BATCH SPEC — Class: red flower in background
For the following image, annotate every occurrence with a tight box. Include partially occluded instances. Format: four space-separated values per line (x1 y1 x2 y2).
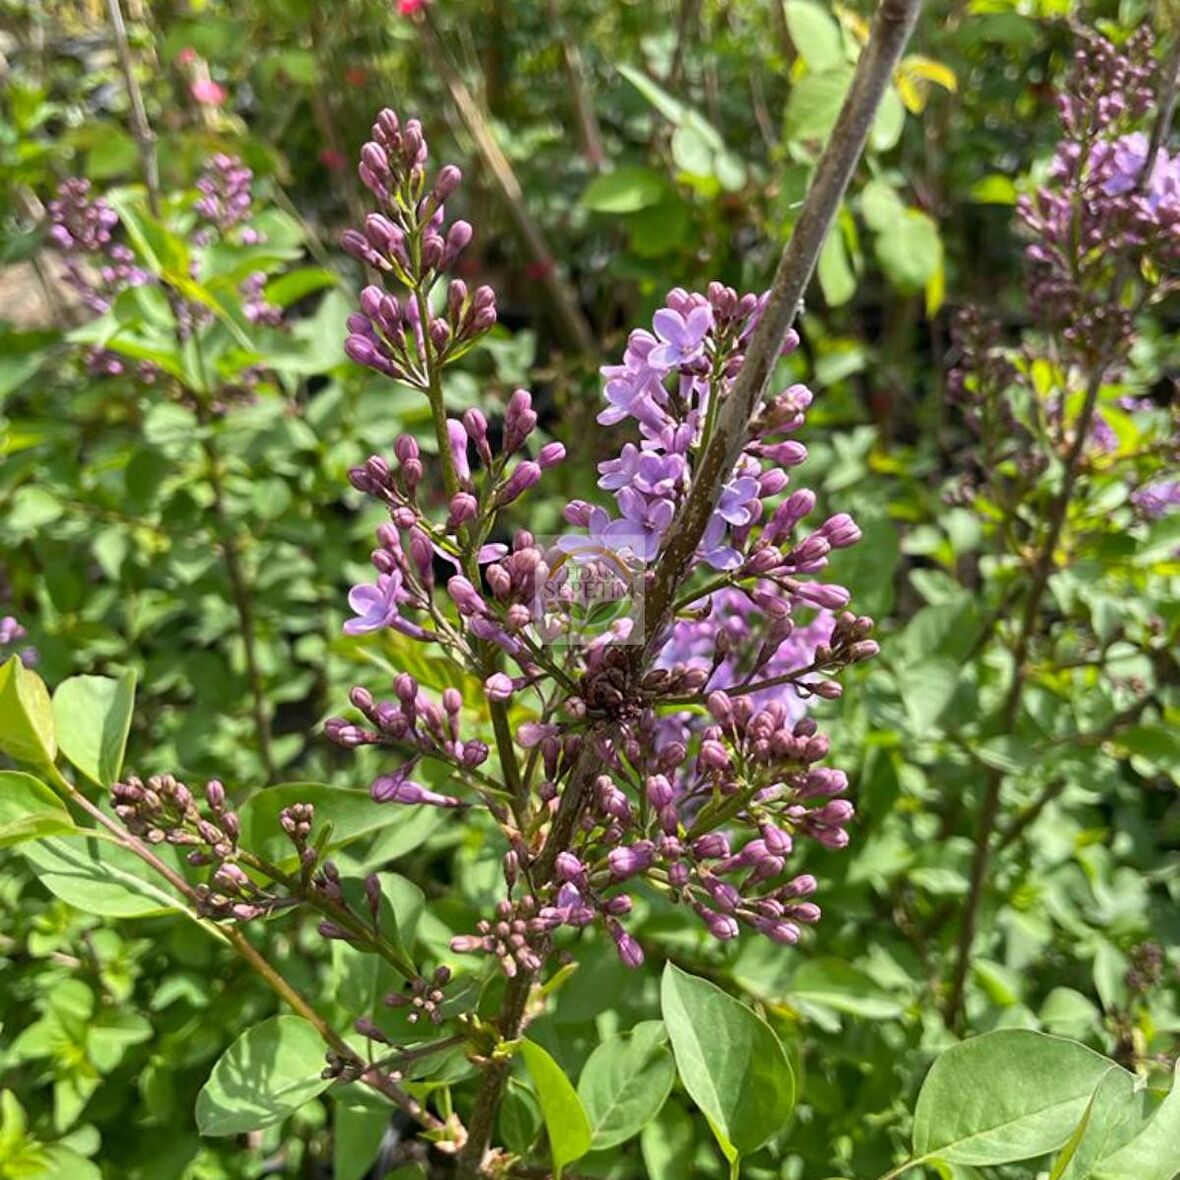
320 148 348 172
397 0 426 14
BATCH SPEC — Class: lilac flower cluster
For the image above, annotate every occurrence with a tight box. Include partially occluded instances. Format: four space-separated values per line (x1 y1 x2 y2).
1132 480 1180 519
48 178 151 315
341 110 496 385
193 154 261 240
48 156 282 377
331 109 877 977
1018 29 1179 359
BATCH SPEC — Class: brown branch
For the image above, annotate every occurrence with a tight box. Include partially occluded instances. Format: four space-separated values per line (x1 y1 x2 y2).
104 0 161 215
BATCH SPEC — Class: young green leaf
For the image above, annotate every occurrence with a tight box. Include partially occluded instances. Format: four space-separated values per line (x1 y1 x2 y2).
0 657 56 766
519 1039 592 1179
0 771 74 847
912 1030 1125 1166
1050 1067 1145 1180
577 1020 676 1149
196 1015 332 1136
23 834 187 919
660 963 796 1163
1093 1062 1180 1180
52 671 136 787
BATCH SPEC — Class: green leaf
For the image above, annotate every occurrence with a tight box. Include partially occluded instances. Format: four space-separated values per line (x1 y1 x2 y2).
817 223 856 306
660 963 795 1162
581 167 667 214
333 1097 391 1180
788 958 904 1021
519 1039 592 1179
23 834 187 918
784 0 845 70
785 67 853 143
499 1080 542 1156
641 1101 696 1180
1050 1067 1145 1180
196 1016 332 1136
861 179 906 232
875 209 943 293
0 657 57 766
52 671 136 787
0 770 74 846
577 1021 676 1149
1093 1062 1180 1180
912 1030 1126 1166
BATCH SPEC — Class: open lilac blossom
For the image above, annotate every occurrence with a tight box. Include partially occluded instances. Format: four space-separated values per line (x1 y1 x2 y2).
344 572 408 634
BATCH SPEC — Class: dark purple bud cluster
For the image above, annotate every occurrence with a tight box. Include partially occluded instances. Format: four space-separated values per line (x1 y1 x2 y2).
383 965 453 1025
111 775 321 920
326 677 489 805
342 110 495 383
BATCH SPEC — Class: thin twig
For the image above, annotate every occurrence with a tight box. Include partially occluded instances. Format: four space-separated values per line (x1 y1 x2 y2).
105 0 161 214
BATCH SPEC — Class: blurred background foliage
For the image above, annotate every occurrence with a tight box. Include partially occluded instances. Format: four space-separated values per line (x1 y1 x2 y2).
0 0 1177 1177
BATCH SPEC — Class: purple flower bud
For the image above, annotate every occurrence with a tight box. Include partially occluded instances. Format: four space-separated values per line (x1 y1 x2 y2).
447 576 486 616
608 841 654 879
448 492 479 528
697 905 740 940
537 442 566 469
484 672 514 702
555 852 584 882
498 461 542 505
504 389 536 452
692 833 730 860
609 923 645 968
433 164 462 201
645 774 675 809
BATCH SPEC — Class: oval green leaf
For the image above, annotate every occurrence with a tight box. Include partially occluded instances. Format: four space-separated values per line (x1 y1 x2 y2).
23 833 187 918
577 1020 675 1150
660 963 796 1160
0 657 56 766
196 1015 332 1136
0 770 74 847
912 1030 1127 1166
1093 1061 1180 1180
519 1039 592 1179
53 671 136 787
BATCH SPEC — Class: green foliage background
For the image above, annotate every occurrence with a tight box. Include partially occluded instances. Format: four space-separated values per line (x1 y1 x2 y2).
0 0 1176 1178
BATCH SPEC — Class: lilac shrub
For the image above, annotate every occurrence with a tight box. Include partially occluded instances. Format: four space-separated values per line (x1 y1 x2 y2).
329 109 878 978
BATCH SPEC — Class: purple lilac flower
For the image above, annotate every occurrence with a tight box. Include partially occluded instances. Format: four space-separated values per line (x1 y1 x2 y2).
344 572 409 634
1018 30 1178 362
1131 480 1180 519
